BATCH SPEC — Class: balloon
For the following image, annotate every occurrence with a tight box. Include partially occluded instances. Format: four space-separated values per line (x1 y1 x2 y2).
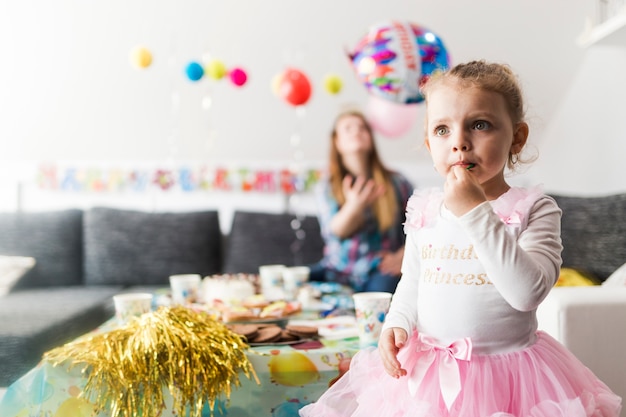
130 46 152 69
185 61 204 82
229 67 248 86
278 68 312 106
271 72 284 96
206 59 227 80
348 20 451 104
268 351 320 386
323 73 343 95
366 94 418 138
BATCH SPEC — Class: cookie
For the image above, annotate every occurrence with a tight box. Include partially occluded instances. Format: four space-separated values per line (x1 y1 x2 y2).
285 324 319 339
249 325 282 344
279 329 301 342
227 324 259 341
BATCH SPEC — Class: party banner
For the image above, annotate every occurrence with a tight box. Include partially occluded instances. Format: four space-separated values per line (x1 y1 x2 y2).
36 163 323 195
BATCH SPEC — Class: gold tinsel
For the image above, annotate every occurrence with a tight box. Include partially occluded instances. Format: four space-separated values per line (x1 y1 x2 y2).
44 305 258 417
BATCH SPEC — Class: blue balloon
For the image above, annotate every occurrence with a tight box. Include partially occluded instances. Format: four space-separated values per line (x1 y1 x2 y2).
185 61 204 82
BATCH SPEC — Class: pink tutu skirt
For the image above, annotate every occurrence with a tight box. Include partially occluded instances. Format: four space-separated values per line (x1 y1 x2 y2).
299 331 621 417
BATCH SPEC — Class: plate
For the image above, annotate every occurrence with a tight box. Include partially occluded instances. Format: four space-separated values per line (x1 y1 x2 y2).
248 338 316 347
225 316 289 328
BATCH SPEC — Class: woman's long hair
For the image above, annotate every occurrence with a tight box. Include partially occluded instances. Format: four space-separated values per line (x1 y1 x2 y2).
328 110 397 232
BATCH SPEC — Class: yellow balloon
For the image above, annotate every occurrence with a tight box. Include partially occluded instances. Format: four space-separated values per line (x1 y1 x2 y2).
130 46 152 69
324 74 343 95
53 397 95 417
206 59 227 80
269 351 320 386
271 72 284 97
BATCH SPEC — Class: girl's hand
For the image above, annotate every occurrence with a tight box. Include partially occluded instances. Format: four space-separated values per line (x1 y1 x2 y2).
444 165 486 217
342 175 385 211
379 327 408 378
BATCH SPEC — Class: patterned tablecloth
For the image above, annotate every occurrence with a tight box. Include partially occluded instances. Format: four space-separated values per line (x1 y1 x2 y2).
0 316 361 417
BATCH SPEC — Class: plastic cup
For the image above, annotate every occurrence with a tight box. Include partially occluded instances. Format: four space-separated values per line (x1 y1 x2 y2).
169 274 202 305
282 266 310 300
113 293 153 325
258 264 286 300
352 291 392 348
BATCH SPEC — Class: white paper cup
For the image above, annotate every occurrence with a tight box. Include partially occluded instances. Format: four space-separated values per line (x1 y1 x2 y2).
113 293 153 325
282 266 310 300
258 264 286 300
352 291 392 348
169 274 202 305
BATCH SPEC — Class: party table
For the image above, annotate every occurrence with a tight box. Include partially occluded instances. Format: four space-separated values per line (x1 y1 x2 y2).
0 315 361 417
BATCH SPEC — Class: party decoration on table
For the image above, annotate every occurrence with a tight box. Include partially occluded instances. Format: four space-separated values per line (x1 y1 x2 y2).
366 94 419 138
348 20 450 104
44 306 258 417
229 67 248 87
275 67 312 106
206 58 228 80
323 73 343 95
268 350 320 386
129 45 153 69
185 61 205 82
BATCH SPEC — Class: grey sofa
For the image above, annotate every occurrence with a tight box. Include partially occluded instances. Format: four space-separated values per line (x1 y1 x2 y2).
0 207 324 386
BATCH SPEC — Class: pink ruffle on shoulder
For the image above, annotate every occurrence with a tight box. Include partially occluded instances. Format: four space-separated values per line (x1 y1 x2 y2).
404 186 545 233
404 188 444 233
490 185 545 229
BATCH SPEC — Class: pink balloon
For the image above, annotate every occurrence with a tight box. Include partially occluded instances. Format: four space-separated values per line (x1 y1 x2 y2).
366 94 418 138
229 67 248 87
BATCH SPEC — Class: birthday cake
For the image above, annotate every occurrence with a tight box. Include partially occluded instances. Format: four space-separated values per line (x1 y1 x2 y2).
202 274 301 322
202 274 257 303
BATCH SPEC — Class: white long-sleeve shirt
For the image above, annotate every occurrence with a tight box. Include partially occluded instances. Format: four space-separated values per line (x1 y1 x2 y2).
383 187 563 355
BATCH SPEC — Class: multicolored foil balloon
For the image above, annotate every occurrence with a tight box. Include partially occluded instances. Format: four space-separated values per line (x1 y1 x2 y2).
348 20 450 104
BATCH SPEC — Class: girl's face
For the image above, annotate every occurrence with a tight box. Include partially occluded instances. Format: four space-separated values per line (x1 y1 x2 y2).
334 115 373 156
425 80 527 196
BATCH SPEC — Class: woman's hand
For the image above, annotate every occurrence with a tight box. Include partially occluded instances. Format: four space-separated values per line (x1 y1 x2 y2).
379 327 408 378
342 175 385 210
444 166 486 217
330 175 385 238
378 247 404 276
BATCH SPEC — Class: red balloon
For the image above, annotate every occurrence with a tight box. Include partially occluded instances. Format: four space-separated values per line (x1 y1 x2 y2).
279 68 312 106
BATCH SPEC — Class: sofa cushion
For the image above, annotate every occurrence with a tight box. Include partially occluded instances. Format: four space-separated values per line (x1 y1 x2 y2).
602 262 626 287
0 286 122 386
0 210 84 288
551 193 626 282
0 255 36 295
222 211 324 274
83 207 222 286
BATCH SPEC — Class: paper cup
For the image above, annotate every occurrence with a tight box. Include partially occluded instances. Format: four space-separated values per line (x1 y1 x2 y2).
282 266 310 300
352 291 392 348
170 274 202 305
113 293 153 325
258 264 285 300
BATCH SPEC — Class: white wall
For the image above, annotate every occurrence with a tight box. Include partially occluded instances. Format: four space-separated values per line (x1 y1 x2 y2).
2 0 622 218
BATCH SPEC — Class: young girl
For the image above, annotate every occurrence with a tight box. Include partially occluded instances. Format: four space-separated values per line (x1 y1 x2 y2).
299 61 622 416
308 110 413 293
